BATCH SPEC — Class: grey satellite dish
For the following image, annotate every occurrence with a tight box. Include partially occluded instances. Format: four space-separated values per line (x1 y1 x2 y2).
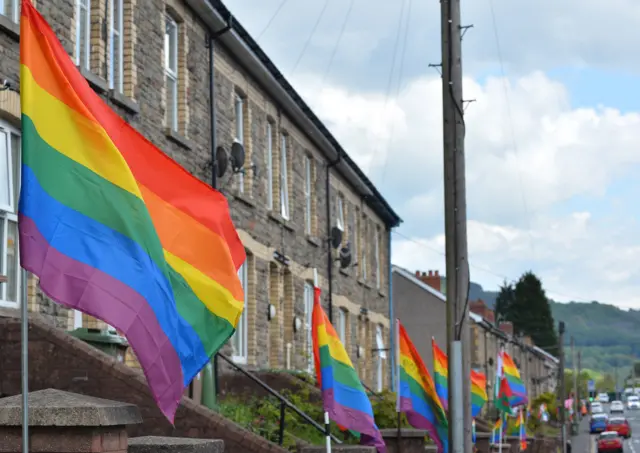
216 146 228 178
339 246 352 269
330 227 343 249
230 141 245 172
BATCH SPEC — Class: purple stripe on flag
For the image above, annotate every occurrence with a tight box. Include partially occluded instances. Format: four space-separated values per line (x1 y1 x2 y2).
19 214 184 420
399 396 444 453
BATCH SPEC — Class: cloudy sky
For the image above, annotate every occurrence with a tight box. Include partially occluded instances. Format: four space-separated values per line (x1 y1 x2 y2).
224 0 640 308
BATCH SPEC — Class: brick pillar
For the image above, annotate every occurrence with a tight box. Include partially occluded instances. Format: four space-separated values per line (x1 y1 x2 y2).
0 388 142 453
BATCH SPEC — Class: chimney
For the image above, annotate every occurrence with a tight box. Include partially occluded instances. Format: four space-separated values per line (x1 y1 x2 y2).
416 270 442 292
499 322 514 336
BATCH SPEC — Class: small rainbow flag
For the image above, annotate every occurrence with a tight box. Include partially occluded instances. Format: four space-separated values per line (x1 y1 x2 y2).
432 338 449 411
501 351 528 407
397 321 448 453
471 370 488 418
312 287 385 453
19 0 245 422
490 417 504 444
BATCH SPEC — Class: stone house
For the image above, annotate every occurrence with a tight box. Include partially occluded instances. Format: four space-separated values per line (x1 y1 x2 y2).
0 0 401 392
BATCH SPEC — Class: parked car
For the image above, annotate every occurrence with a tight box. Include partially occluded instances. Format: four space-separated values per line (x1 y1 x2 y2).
600 393 611 403
611 401 625 413
597 431 623 453
607 417 631 439
591 413 610 434
627 396 640 410
593 405 605 415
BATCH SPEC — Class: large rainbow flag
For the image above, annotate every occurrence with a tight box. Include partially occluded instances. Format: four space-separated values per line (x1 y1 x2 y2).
432 338 448 411
501 351 528 407
19 0 245 422
397 321 448 453
471 369 488 418
312 288 385 453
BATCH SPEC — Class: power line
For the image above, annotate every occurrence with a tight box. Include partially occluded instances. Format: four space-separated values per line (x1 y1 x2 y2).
255 0 290 41
320 0 354 85
289 1 330 77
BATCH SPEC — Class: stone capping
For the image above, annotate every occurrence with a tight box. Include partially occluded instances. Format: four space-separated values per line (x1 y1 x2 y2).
0 389 142 426
380 428 427 438
128 436 224 453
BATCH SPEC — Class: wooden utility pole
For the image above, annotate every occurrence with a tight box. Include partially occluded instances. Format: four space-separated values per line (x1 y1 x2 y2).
571 337 577 417
440 0 471 452
577 350 582 419
558 322 566 453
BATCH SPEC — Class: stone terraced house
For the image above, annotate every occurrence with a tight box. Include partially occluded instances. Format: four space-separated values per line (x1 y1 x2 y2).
0 0 401 393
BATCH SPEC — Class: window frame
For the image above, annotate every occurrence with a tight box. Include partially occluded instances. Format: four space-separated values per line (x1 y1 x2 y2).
164 15 179 132
303 282 314 372
266 121 274 210
75 0 91 70
231 260 248 364
361 218 368 281
303 154 312 235
108 0 124 93
336 195 344 231
375 324 386 392
337 309 346 344
280 132 290 220
375 226 381 289
0 0 19 23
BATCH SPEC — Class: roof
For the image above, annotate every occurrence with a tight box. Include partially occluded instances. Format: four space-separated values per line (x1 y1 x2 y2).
186 0 402 228
393 265 446 302
532 346 560 364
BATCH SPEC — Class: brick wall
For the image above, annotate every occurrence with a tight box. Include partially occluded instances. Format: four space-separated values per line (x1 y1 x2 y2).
0 309 288 453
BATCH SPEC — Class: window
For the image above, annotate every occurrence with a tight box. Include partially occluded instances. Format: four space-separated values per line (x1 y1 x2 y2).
280 133 290 219
0 0 18 23
361 219 368 281
303 282 314 372
353 208 359 263
0 121 20 308
375 226 381 289
164 16 178 131
76 0 91 70
234 94 245 193
336 195 344 231
375 324 387 392
108 0 124 92
231 261 248 363
266 122 274 210
304 155 312 235
337 309 346 344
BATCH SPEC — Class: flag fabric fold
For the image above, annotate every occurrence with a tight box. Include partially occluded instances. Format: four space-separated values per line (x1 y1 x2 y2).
18 0 246 423
471 370 488 418
397 320 448 453
501 351 528 407
312 287 386 453
432 338 448 411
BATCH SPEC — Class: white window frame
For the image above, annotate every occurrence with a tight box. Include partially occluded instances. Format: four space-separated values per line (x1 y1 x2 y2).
231 261 248 364
234 94 245 193
266 122 273 210
75 0 91 70
375 324 386 392
73 310 83 329
336 195 344 231
303 282 314 373
108 0 124 93
304 155 312 235
352 209 359 262
0 121 21 309
0 0 19 23
164 15 179 132
375 227 381 289
337 309 346 344
280 133 290 220
361 219 368 281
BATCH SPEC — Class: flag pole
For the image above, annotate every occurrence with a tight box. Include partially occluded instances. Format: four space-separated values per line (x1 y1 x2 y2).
395 320 402 453
21 269 29 453
498 413 503 453
314 268 331 453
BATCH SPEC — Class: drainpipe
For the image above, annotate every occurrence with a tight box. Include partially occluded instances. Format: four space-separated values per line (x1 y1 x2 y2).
325 152 341 323
388 228 395 392
208 17 232 403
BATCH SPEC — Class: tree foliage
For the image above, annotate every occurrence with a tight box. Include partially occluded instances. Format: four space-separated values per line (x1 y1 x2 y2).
494 280 514 326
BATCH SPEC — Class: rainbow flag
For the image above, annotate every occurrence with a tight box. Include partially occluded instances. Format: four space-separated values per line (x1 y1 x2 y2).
490 417 504 444
397 321 448 453
432 338 448 411
471 370 488 418
312 288 385 453
19 0 245 422
472 418 476 444
501 352 528 407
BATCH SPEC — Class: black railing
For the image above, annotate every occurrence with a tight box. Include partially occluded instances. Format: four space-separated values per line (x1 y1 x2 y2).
216 353 343 446
362 382 385 402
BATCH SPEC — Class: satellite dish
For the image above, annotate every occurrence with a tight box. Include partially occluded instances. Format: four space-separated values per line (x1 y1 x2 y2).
215 146 228 178
330 227 343 249
339 246 352 269
230 141 245 172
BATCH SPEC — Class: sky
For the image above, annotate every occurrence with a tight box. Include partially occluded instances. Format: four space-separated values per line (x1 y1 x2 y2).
223 0 640 308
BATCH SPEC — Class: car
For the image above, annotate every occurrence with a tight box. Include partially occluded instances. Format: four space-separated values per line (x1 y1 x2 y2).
600 393 611 403
597 431 624 453
591 413 610 433
627 395 640 410
607 417 631 439
611 401 625 413
593 401 604 411
593 405 605 415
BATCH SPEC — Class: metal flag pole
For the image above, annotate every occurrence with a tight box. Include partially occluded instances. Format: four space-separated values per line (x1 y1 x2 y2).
21 269 29 452
313 268 331 453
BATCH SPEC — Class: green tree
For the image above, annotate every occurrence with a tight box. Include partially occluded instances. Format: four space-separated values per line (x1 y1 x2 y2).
597 374 616 392
633 362 640 377
494 280 515 325
507 271 558 355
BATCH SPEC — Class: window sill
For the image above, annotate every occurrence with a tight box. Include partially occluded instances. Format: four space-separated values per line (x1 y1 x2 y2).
339 268 351 277
306 236 321 247
377 289 386 297
234 192 256 208
110 90 140 115
0 15 18 40
268 211 294 232
79 67 108 94
165 128 194 150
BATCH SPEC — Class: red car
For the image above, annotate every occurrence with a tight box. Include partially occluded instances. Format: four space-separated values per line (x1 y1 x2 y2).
607 417 631 439
597 431 624 453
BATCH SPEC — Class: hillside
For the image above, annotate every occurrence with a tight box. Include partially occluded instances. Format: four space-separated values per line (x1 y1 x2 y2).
469 282 639 375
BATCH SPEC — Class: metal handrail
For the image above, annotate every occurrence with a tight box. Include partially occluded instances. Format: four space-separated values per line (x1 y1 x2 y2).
216 353 343 446
361 382 385 402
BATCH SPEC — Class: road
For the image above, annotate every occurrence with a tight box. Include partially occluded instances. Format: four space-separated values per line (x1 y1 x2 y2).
575 403 640 453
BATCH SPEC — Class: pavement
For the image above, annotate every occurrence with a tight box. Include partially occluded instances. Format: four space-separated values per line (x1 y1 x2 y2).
573 403 640 453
